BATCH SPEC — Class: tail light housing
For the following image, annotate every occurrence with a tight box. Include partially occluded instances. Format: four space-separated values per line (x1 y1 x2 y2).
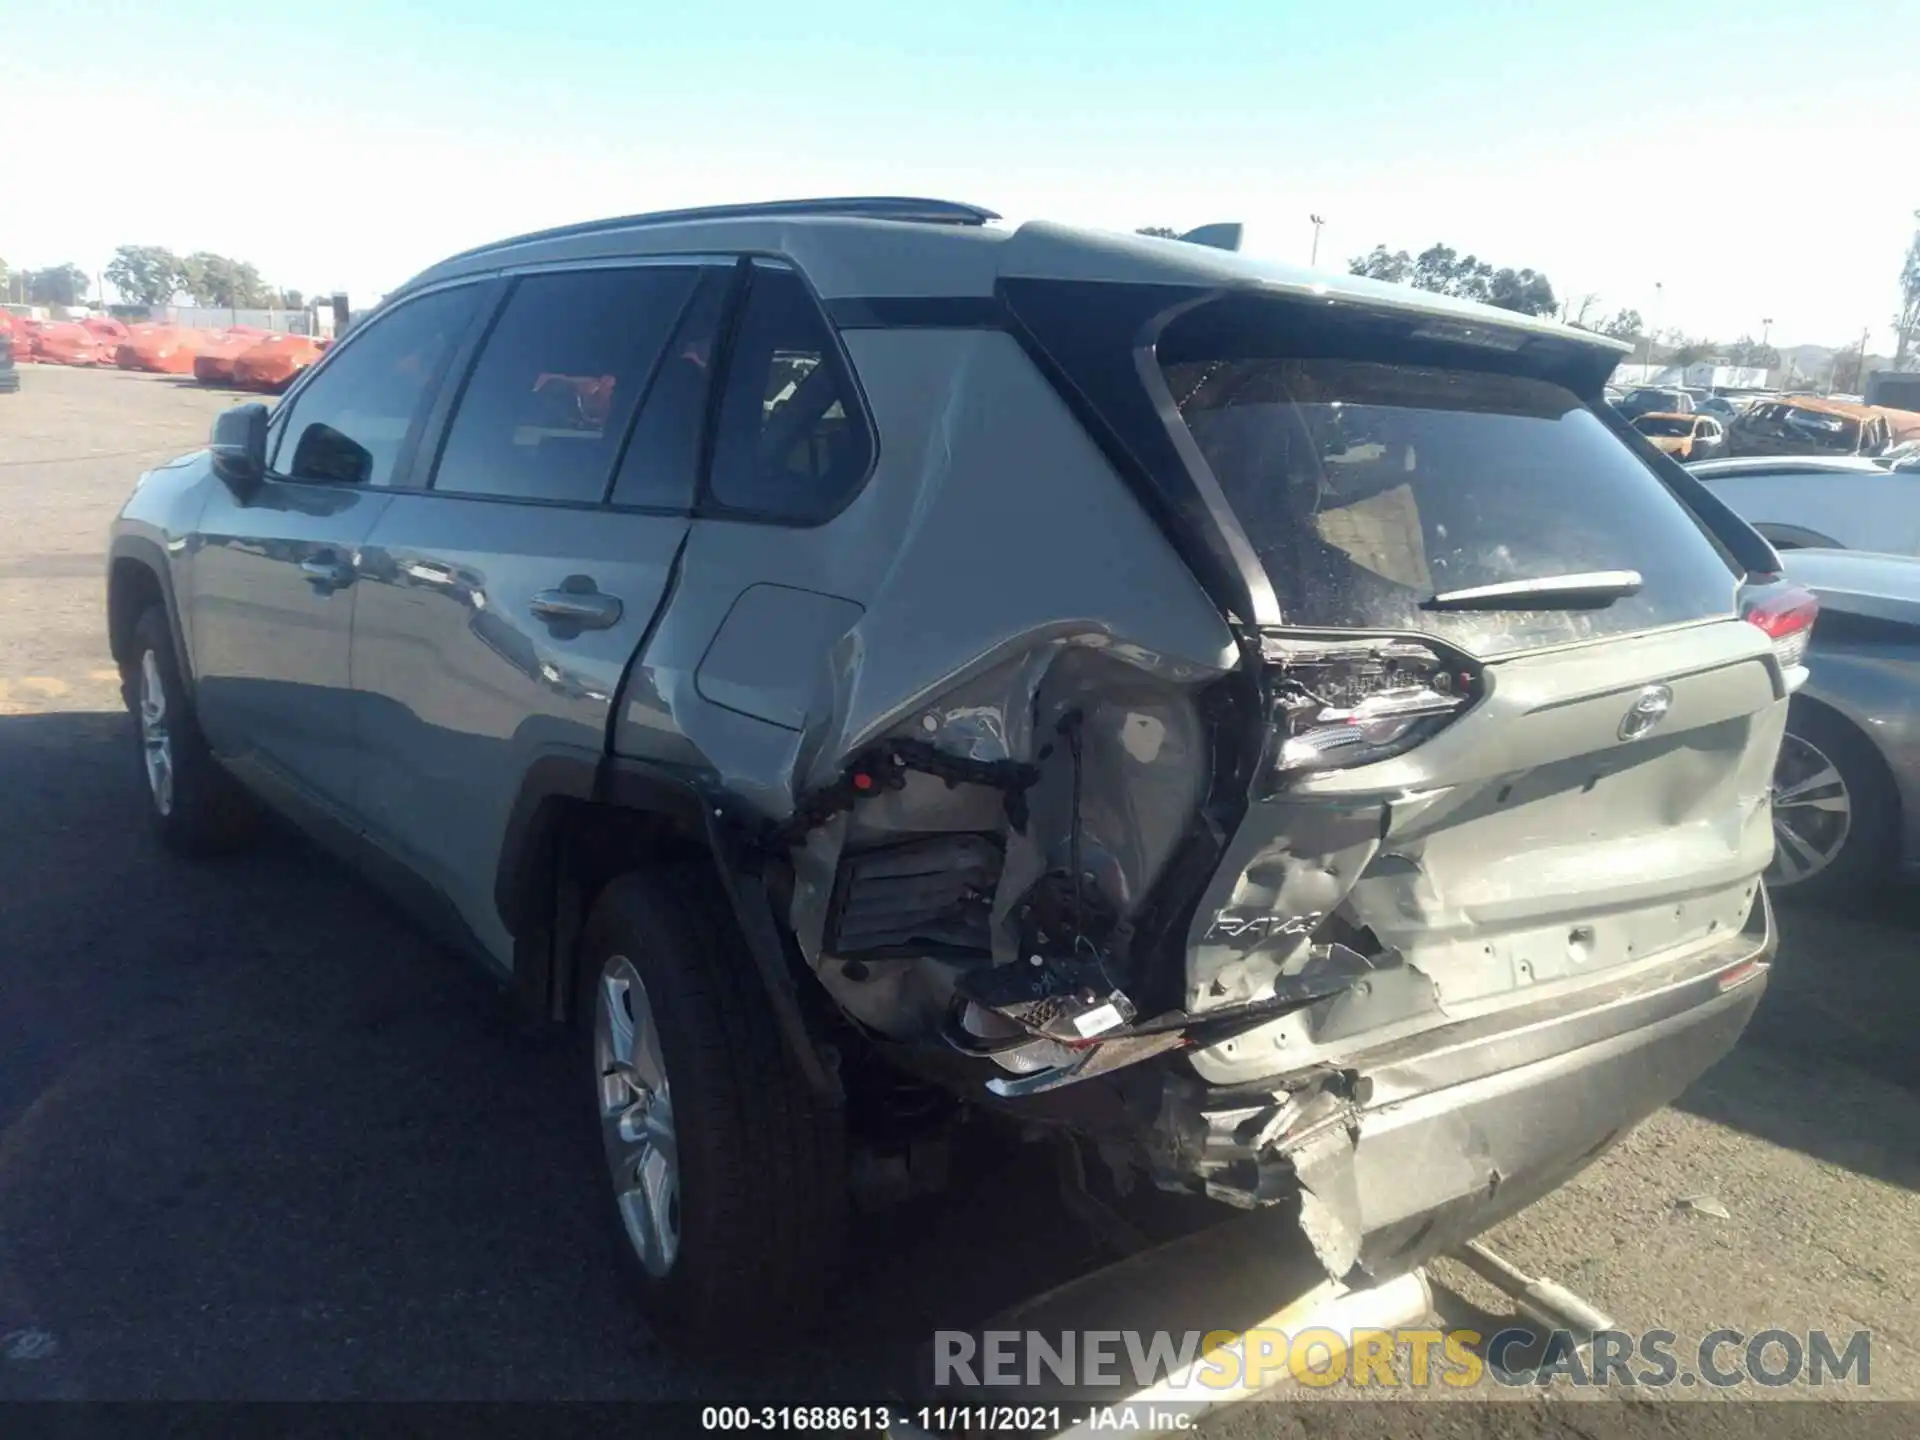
1261 634 1480 780
1743 582 1818 670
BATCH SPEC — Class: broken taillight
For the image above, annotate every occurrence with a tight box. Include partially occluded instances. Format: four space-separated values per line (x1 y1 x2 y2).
1262 635 1479 779
1742 583 1819 670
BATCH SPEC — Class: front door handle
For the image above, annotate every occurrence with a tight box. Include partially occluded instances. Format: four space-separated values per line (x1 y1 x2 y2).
301 557 355 588
530 587 623 630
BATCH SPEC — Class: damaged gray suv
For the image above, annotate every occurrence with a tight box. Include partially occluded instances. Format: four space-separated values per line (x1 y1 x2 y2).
107 197 1808 1342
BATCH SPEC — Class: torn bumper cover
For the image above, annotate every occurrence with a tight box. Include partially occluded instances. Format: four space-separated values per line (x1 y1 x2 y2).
1152 888 1776 1283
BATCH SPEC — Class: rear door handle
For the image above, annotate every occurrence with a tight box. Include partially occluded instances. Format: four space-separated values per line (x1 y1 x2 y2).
530 588 623 630
301 557 355 588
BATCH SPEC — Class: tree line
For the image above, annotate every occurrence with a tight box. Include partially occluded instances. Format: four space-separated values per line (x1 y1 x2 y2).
0 246 309 310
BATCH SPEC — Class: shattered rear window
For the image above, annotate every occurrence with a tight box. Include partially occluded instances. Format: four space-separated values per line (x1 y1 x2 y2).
1159 356 1740 655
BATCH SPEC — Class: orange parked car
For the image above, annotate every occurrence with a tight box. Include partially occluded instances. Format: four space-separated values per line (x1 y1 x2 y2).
81 317 129 355
191 330 265 385
122 325 213 374
30 322 104 366
232 333 324 392
116 321 170 369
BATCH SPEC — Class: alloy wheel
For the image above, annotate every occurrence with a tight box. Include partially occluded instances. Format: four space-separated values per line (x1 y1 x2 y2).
1767 732 1852 887
138 650 174 817
593 955 679 1276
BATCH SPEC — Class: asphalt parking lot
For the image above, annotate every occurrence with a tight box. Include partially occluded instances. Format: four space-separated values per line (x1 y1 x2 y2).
1 366 1917 1415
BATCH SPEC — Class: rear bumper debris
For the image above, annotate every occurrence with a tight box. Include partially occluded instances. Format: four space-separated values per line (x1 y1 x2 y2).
1154 886 1776 1282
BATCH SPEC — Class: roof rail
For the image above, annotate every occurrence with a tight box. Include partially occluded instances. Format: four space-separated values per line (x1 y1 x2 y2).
443 196 1001 265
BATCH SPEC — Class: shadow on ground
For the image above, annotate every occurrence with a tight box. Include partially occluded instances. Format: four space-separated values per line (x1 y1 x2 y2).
0 710 1100 1399
2 708 1914 1402
1671 888 1920 1192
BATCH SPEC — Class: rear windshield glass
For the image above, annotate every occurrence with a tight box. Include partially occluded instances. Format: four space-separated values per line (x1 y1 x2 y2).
1158 355 1739 655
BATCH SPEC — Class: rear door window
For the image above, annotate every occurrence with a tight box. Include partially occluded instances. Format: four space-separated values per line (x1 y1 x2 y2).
432 266 698 505
1159 354 1740 655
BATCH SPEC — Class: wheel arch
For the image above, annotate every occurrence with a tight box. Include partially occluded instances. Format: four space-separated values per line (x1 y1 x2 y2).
1781 688 1907 885
107 536 193 697
1788 690 1902 814
496 754 842 1099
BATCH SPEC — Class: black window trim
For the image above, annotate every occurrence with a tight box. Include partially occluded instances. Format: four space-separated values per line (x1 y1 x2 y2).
411 257 725 515
690 255 883 530
263 276 499 492
273 250 881 526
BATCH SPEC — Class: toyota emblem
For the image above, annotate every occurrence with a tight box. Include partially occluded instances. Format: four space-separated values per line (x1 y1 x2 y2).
1618 684 1674 741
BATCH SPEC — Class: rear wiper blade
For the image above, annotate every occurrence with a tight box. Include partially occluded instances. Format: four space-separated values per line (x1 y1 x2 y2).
1423 570 1644 612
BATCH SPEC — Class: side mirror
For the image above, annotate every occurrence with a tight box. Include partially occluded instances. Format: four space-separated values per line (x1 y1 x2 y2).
210 403 270 497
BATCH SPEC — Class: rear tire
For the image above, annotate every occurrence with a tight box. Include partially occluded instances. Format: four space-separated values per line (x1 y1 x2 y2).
1767 701 1896 905
123 605 258 855
574 867 847 1346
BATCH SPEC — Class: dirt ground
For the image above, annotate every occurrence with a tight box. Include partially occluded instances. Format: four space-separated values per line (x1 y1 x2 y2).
0 365 1915 1419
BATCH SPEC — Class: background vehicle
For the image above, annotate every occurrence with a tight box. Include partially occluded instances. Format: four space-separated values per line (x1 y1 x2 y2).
1632 410 1726 460
232 333 325 392
1689 455 1920 554
108 199 1789 1347
1880 439 1920 471
1728 396 1896 458
1695 395 1743 424
1866 371 1920 413
29 321 104 366
191 329 265 385
1770 548 1920 901
82 315 129 351
120 323 209 374
0 311 17 394
1618 385 1695 418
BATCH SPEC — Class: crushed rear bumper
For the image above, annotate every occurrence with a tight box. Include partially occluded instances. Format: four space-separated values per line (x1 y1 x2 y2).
1155 886 1775 1281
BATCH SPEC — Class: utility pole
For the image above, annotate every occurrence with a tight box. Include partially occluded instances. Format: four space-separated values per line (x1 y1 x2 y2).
1642 281 1663 371
1309 214 1325 267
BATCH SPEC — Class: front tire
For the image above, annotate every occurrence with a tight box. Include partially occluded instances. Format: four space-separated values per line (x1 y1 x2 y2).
1767 701 1896 904
123 605 257 855
574 868 847 1345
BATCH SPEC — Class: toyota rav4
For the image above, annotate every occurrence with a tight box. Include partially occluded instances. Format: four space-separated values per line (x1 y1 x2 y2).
107 197 1805 1344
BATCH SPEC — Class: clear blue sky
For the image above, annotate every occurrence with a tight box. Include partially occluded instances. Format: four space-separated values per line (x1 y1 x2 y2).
4 0 1913 349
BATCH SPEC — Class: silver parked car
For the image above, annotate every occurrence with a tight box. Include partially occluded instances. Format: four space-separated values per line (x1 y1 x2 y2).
1769 548 1920 898
1690 454 1920 555
107 197 1796 1346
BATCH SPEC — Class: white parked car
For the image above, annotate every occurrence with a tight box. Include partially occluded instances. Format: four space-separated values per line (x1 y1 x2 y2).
1688 455 1920 556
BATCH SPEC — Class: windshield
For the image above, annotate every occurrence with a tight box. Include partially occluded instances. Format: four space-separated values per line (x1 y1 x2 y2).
1634 417 1695 437
1159 354 1739 656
